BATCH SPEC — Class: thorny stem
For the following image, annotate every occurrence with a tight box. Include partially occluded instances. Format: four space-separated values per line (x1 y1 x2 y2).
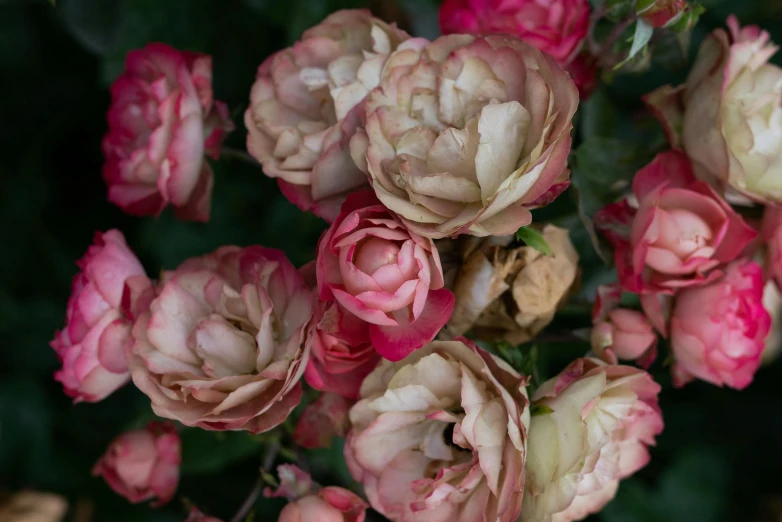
229 441 281 522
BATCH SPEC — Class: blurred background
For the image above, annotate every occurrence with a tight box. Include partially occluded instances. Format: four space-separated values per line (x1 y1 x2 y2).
1 0 782 521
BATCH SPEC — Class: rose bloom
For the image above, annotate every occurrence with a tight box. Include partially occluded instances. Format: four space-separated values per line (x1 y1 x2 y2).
245 10 411 222
596 151 756 294
305 302 380 399
351 34 578 238
51 230 153 403
522 358 663 522
645 16 782 203
103 43 234 222
316 191 455 361
591 309 657 365
185 509 223 522
444 224 579 344
438 0 590 64
278 488 368 522
345 339 530 522
670 260 770 389
93 422 181 506
129 246 314 433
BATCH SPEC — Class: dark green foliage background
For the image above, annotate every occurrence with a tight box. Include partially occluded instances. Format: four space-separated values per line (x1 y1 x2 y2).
1 0 781 521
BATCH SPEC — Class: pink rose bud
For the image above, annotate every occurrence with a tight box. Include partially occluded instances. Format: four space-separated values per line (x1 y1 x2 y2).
438 0 590 64
103 43 234 222
316 191 455 361
637 0 688 28
278 488 368 522
185 509 223 522
596 151 756 294
93 422 181 506
304 302 380 399
670 260 771 389
591 309 657 364
128 246 315 433
51 230 153 402
293 392 352 449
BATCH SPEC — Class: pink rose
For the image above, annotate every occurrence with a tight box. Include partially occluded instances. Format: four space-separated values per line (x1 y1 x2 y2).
278 487 368 522
293 392 352 449
345 338 530 522
304 302 380 399
670 260 770 389
438 0 590 64
93 422 181 506
245 10 410 222
596 151 756 294
316 191 455 361
592 309 657 365
103 43 234 222
185 509 223 522
762 206 782 291
522 358 663 522
637 0 689 28
129 246 314 433
51 230 153 403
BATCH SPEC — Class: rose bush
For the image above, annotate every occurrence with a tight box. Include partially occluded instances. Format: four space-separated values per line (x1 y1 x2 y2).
350 33 579 238
129 246 314 433
670 260 770 389
245 10 411 221
51 230 153 403
645 16 782 203
345 338 530 522
92 422 181 506
522 358 663 522
596 151 756 294
102 43 233 222
438 0 590 64
316 191 454 360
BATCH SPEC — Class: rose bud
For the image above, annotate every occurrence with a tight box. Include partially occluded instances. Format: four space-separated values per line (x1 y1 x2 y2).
591 309 657 365
636 0 688 29
522 358 663 522
345 338 530 522
316 191 455 361
0 491 67 522
438 0 590 65
293 392 352 449
596 151 756 294
245 10 411 222
185 509 223 522
304 302 380 399
444 224 579 344
103 43 234 222
670 260 770 389
51 230 153 403
645 16 782 204
128 246 314 433
350 34 578 239
92 422 181 506
278 488 368 522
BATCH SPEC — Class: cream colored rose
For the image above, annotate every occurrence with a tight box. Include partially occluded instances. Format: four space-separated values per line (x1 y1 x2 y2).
440 224 579 344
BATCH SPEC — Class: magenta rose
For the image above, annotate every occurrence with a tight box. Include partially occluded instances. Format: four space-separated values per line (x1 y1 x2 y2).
51 230 152 403
596 151 756 294
439 0 590 64
129 246 314 433
316 191 455 361
670 260 770 389
305 302 380 399
103 43 234 222
93 422 180 506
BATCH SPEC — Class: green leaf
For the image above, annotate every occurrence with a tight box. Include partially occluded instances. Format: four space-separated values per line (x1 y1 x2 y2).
615 19 654 70
515 227 553 256
180 429 265 475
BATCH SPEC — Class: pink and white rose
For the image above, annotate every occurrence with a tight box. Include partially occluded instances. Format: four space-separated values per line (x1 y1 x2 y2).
591 309 657 365
438 0 590 64
129 246 314 433
92 422 181 506
316 191 455 361
103 43 234 222
351 34 579 238
645 17 782 203
345 338 530 522
670 260 770 389
51 230 152 403
245 10 410 222
522 358 663 522
596 151 756 294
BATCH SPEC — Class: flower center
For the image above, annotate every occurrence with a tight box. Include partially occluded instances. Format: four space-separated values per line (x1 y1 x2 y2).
354 237 400 275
